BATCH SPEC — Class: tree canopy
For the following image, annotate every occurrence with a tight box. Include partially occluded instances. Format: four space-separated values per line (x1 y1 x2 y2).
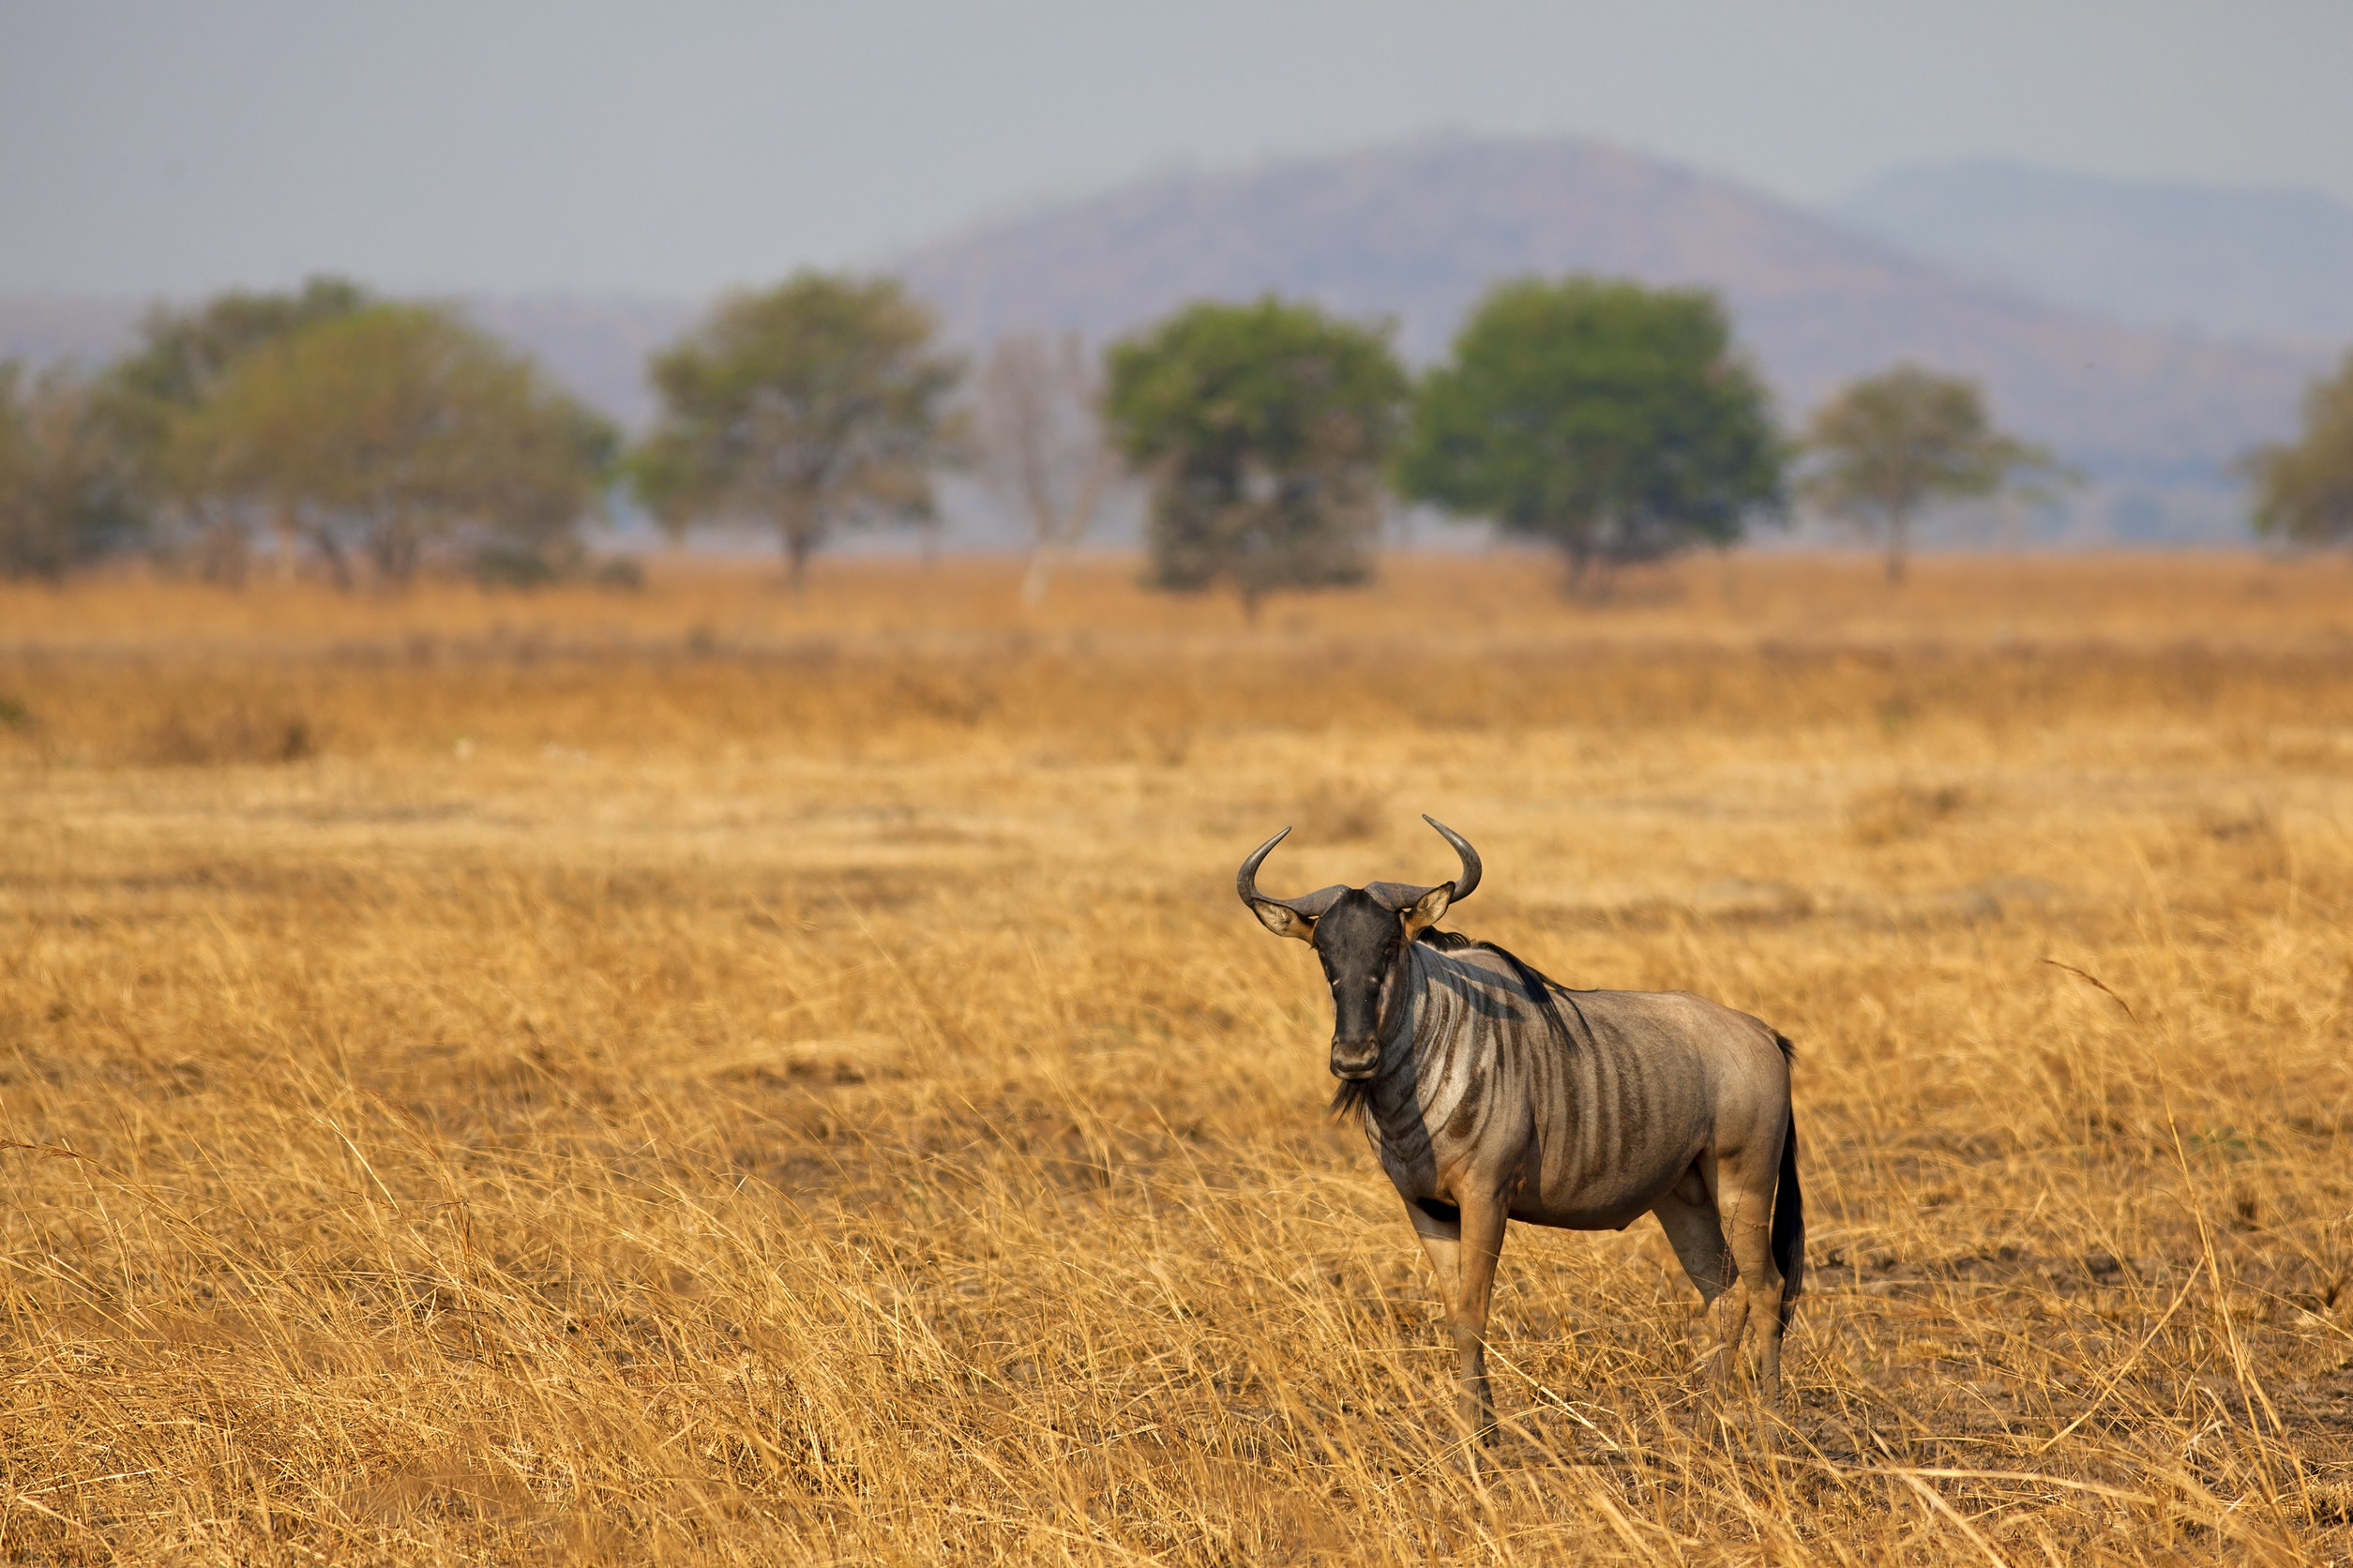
162 304 616 586
105 278 371 435
1104 296 1407 615
630 274 963 588
1799 364 2057 582
2241 350 2353 549
1395 277 1782 585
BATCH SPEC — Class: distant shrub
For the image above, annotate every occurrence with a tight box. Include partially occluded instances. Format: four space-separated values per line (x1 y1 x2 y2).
136 706 317 766
1299 781 1384 843
592 556 646 591
471 535 582 589
1848 780 1974 844
0 362 140 580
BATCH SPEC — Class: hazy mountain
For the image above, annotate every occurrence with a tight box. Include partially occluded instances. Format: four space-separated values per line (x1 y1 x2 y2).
896 135 2326 499
1834 159 2353 347
6 135 2340 545
459 295 696 430
0 294 146 372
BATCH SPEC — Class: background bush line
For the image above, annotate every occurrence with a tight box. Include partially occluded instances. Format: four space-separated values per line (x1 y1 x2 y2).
19 271 2341 603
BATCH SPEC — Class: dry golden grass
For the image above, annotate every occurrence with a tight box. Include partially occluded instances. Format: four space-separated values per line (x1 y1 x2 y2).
3 552 2351 1564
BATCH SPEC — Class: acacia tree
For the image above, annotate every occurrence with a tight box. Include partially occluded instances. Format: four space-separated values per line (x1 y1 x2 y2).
1800 364 2058 583
1395 277 1782 592
630 274 963 590
0 362 138 580
98 277 370 579
1105 297 1407 619
162 304 615 587
2240 350 2353 549
974 330 1116 607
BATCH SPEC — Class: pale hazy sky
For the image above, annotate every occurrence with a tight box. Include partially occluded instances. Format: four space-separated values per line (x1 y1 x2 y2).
5 1 2350 296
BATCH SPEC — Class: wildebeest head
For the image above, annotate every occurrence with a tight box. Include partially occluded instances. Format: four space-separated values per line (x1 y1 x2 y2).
1237 816 1483 1080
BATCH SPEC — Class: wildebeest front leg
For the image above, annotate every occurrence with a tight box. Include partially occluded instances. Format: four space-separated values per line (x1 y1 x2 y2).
1404 1197 1463 1299
1444 1191 1510 1445
1405 1197 1477 1439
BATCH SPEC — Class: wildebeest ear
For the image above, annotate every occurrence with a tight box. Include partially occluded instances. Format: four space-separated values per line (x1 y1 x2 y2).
1251 901 1317 942
1400 883 1452 937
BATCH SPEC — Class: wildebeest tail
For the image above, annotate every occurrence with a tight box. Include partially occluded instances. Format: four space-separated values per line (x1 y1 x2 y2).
1771 1090 1804 1333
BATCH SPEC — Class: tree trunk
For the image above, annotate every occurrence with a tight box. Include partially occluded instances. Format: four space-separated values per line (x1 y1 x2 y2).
272 504 301 581
1562 543 1591 597
1019 543 1056 608
369 511 421 587
1885 512 1909 585
314 528 354 592
777 499 822 594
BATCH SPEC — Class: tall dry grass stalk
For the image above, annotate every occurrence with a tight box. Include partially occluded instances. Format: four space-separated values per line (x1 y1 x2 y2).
2 553 2350 1563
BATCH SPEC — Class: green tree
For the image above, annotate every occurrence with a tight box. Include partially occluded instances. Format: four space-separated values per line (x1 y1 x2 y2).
1799 364 2059 583
0 362 138 580
1105 296 1407 617
630 274 963 589
162 304 615 587
2240 349 2353 549
98 277 370 577
106 277 370 434
1395 277 1782 590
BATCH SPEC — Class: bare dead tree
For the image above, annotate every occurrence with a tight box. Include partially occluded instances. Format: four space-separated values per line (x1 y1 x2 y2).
975 331 1116 607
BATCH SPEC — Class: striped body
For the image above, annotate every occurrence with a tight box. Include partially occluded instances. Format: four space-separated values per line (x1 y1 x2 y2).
1360 936 1787 1235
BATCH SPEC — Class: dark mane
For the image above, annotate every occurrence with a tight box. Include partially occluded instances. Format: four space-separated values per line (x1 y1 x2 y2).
1463 935 1588 1062
1332 928 1585 1124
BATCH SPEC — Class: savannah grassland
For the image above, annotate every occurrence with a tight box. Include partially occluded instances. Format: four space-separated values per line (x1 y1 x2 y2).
3 552 2352 1566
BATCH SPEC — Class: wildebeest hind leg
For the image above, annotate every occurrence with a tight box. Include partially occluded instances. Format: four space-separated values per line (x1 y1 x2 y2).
1651 1177 1733 1425
1718 1159 1786 1413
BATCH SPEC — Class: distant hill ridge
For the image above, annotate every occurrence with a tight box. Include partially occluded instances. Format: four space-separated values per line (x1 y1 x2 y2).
1835 158 2353 347
3 136 2338 541
894 134 2327 491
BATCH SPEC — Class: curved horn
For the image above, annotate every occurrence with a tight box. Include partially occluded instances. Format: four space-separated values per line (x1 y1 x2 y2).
1237 828 1349 921
1236 827 1292 910
1423 815 1482 904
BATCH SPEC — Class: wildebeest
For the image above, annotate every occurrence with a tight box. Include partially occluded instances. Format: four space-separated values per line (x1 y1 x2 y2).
1238 817 1802 1443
